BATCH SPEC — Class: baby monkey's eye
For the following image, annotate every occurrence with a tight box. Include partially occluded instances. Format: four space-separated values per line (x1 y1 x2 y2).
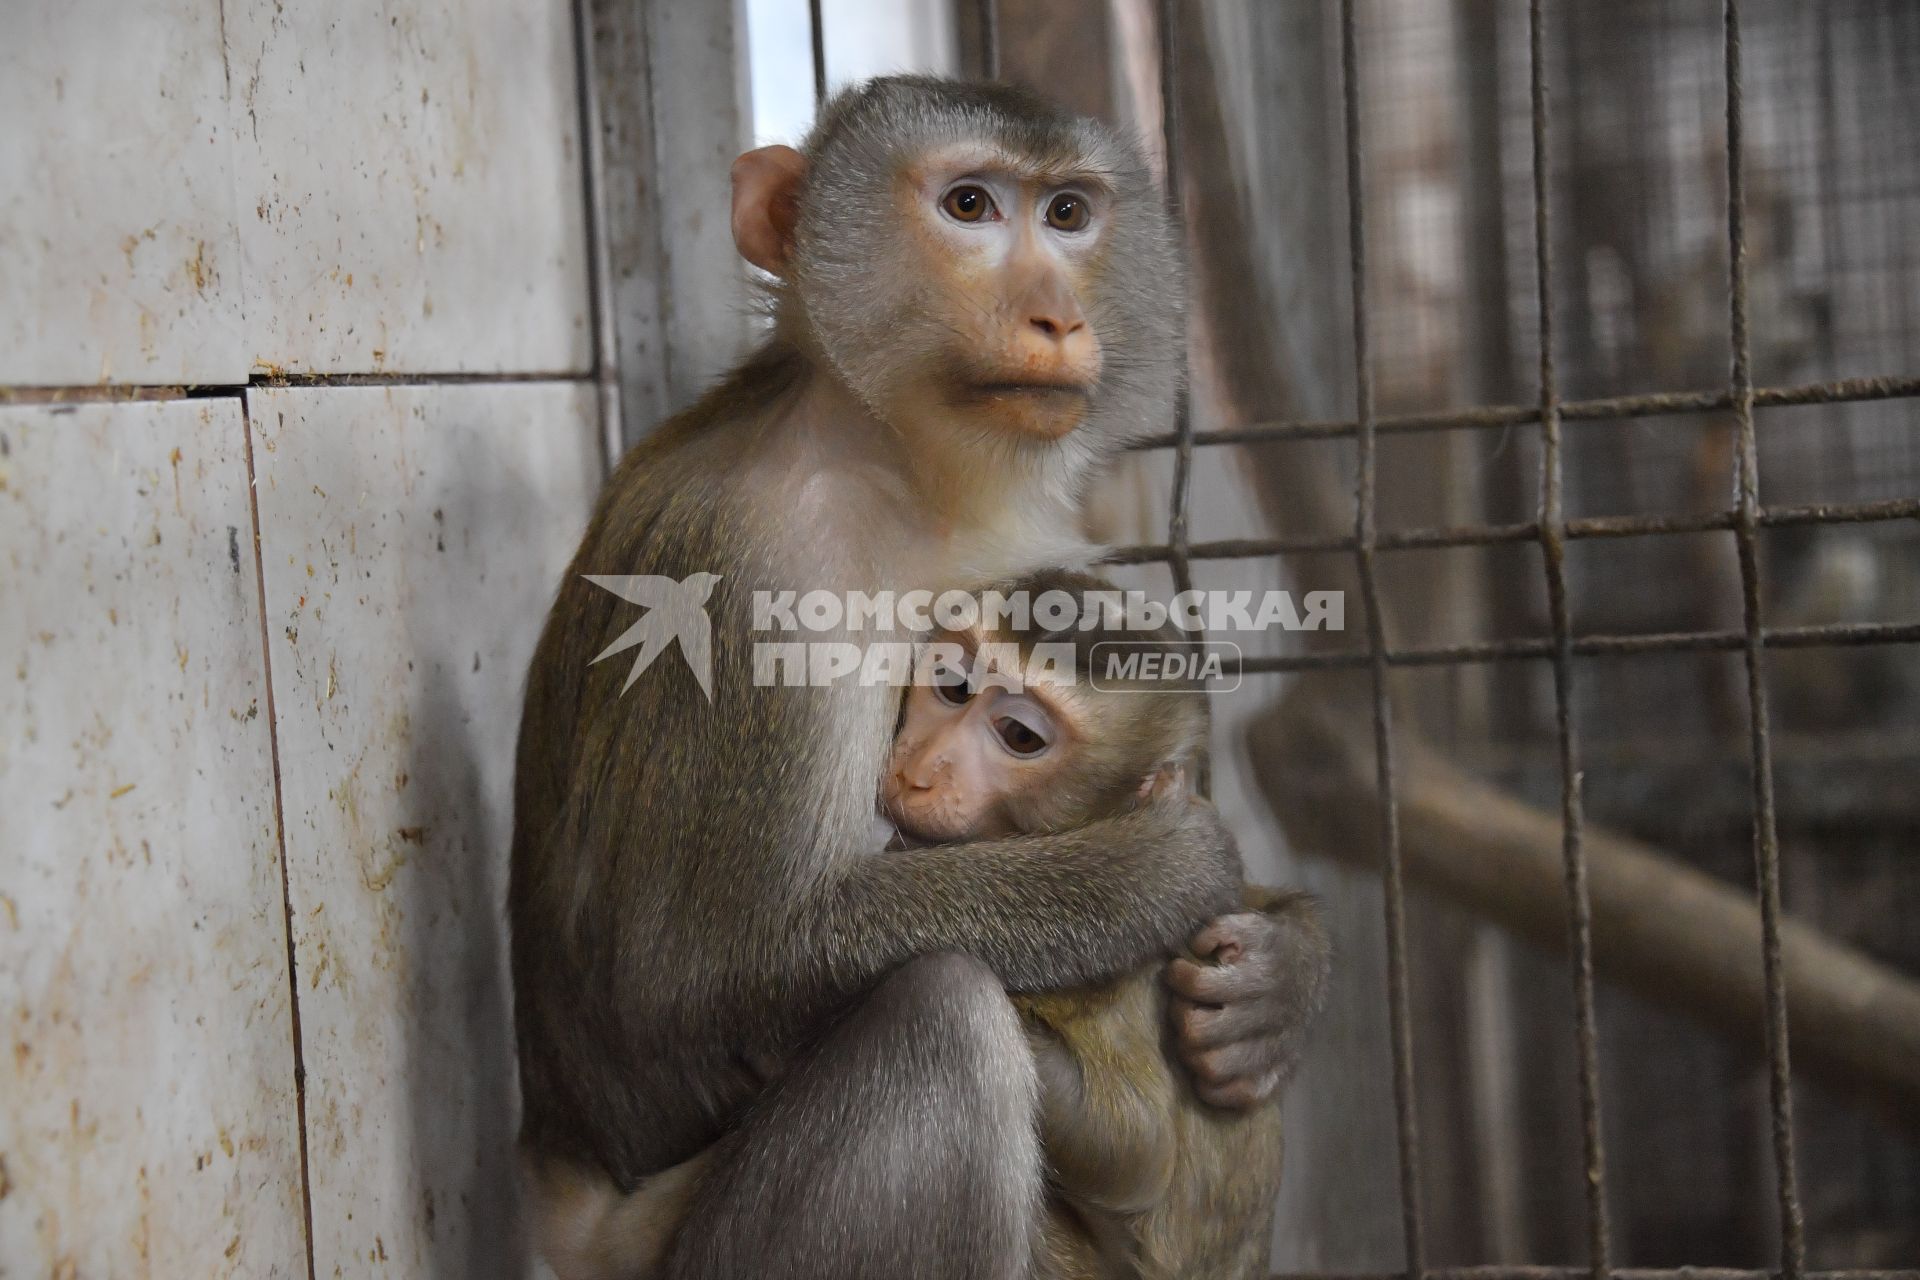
1045 192 1089 232
993 716 1049 757
931 664 975 706
941 184 994 223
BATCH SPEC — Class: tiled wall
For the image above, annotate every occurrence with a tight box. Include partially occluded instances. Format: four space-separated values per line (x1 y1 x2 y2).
0 2 608 1274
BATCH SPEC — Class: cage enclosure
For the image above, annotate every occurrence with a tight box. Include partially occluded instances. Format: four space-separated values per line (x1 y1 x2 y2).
4 0 1918 1274
986 0 1920 1269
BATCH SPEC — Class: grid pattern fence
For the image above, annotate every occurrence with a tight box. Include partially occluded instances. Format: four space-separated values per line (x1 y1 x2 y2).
938 0 1918 1275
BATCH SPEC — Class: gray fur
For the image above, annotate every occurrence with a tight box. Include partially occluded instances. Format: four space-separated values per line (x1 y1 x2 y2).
667 953 1041 1280
511 77 1235 1277
788 77 1187 516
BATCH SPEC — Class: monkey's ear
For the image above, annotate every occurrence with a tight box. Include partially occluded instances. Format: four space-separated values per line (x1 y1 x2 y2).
731 145 807 277
1138 760 1192 805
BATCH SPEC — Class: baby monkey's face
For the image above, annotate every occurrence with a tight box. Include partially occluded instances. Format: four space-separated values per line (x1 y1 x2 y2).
883 641 1069 844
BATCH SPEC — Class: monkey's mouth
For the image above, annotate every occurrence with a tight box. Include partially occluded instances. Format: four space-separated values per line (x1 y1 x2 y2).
883 809 945 846
948 376 1090 404
958 379 1092 402
944 374 1093 439
881 796 960 848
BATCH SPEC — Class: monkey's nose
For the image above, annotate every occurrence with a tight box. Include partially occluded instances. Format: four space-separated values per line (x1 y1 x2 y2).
1027 311 1087 343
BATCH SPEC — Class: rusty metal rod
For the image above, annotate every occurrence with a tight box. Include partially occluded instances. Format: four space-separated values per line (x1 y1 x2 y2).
1272 1271 1920 1280
1128 373 1920 450
1721 3 1807 1265
1105 497 1920 565
1231 620 1920 674
1250 696 1920 1125
1336 2 1426 1270
1524 0 1613 1267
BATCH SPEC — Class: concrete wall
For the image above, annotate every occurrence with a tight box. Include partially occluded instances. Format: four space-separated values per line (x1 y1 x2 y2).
1 1 607 1273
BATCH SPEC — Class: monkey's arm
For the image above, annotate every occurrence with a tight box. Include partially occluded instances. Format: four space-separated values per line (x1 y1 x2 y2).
817 799 1244 996
532 491 1236 1089
1020 980 1179 1215
1166 886 1331 1109
552 539 1243 1043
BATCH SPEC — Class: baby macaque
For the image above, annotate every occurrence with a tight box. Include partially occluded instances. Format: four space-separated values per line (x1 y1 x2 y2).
530 572 1325 1280
884 570 1319 1280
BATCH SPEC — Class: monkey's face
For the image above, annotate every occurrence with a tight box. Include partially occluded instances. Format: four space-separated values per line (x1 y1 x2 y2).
882 650 1067 844
876 148 1110 443
775 78 1185 467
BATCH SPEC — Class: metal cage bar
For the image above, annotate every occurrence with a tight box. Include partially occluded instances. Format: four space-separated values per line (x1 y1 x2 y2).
977 0 1000 82
808 0 828 107
1526 2 1612 1272
1722 1 1807 1271
1339 3 1426 1271
1105 496 1920 564
1126 374 1920 450
1271 1271 1920 1280
1232 619 1920 675
1157 0 1199 610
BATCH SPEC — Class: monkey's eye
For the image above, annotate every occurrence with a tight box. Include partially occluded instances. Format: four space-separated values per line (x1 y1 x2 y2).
931 662 976 706
1045 192 1090 232
993 714 1051 757
940 184 995 224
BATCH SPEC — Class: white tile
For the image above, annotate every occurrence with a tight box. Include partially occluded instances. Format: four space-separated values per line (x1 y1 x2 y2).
0 1 249 385
228 1 592 375
250 383 600 1276
0 400 305 1275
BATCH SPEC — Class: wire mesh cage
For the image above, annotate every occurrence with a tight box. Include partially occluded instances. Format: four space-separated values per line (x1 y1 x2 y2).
943 0 1920 1272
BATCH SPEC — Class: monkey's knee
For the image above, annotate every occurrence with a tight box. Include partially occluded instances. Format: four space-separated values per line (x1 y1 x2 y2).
871 951 1040 1136
673 953 1040 1279
871 953 1028 1059
857 953 1042 1274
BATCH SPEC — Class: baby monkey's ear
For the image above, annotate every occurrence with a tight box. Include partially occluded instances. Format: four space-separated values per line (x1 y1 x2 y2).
1138 759 1193 806
731 144 808 277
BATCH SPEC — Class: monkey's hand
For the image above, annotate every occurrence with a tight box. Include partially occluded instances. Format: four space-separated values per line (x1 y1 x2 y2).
1165 887 1331 1110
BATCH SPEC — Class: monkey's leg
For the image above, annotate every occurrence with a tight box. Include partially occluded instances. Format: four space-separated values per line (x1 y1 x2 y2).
666 952 1042 1280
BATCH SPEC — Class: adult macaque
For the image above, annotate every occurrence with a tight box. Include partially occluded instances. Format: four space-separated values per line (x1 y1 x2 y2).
880 572 1327 1280
512 78 1326 1279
